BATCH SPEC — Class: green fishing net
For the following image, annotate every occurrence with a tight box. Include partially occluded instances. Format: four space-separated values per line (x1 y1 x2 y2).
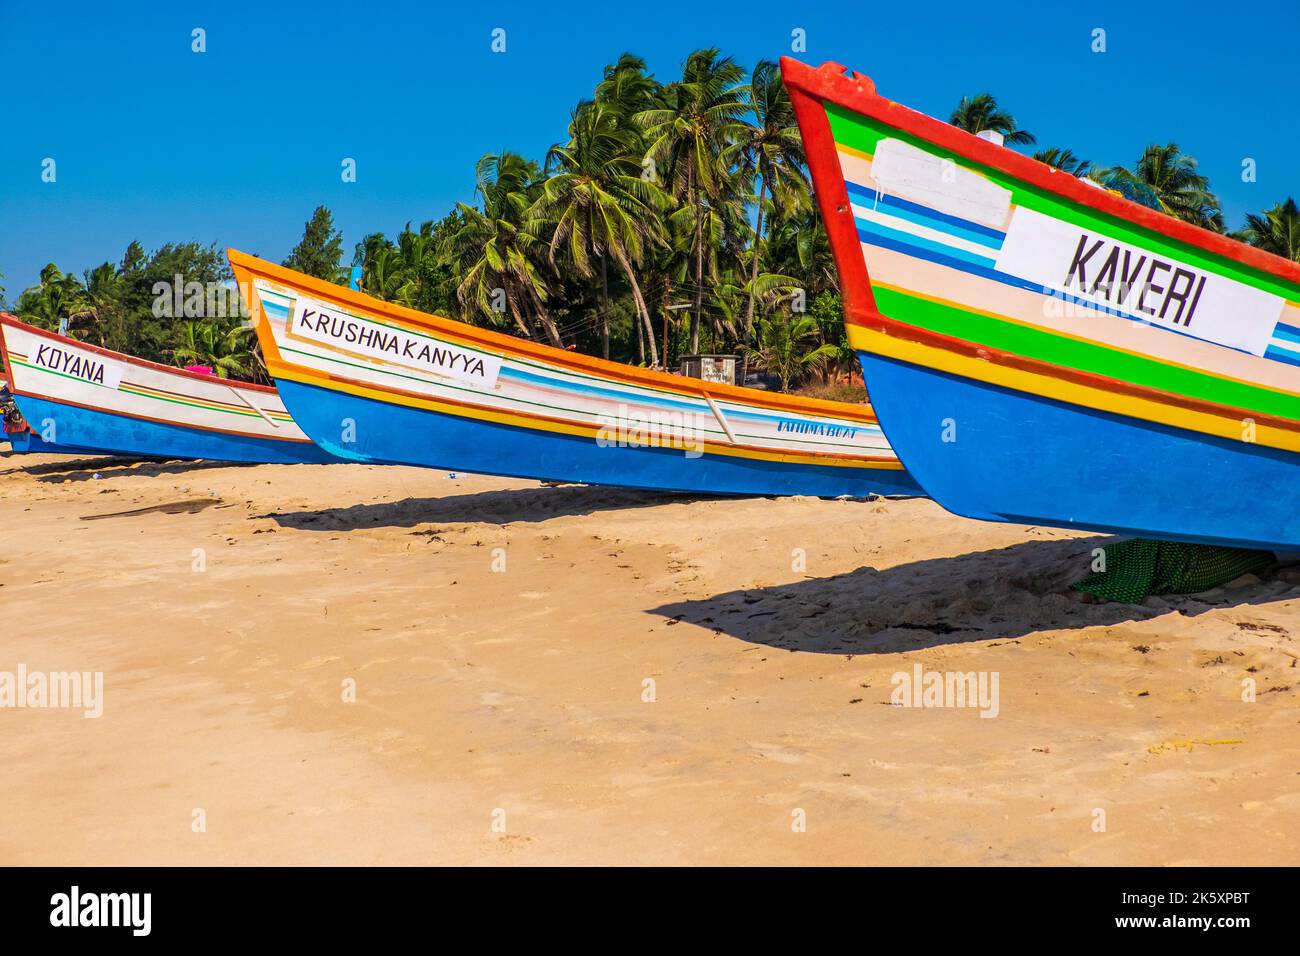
1071 538 1275 604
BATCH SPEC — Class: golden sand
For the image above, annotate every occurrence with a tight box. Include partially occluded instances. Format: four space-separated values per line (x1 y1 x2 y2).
1 449 1296 865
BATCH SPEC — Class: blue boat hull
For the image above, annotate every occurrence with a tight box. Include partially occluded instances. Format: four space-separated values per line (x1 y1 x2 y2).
5 393 339 464
857 350 1300 551
275 378 921 497
5 427 105 457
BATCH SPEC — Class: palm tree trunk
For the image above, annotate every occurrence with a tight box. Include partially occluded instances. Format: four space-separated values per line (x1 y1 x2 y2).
634 296 646 366
526 285 564 348
660 275 672 370
614 249 658 368
600 257 611 360
693 228 704 353
505 295 533 340
689 166 702 354
744 171 768 337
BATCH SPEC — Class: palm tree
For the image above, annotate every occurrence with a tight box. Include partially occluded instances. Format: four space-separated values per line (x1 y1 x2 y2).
637 49 750 353
1033 147 1091 177
766 210 838 297
1239 198 1300 261
444 151 563 346
710 269 800 341
745 312 837 391
353 233 404 301
63 261 124 344
595 53 661 129
16 264 87 330
949 93 1035 145
665 194 749 346
170 320 257 379
533 103 668 364
376 220 441 310
1094 144 1224 231
729 59 809 336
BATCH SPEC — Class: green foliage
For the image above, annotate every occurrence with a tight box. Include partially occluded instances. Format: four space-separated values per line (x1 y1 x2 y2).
533 102 670 361
1092 143 1224 232
765 211 837 299
443 151 564 345
950 93 1035 146
744 312 837 392
282 205 346 282
170 320 257 379
16 264 84 328
1237 198 1300 261
730 59 809 336
11 55 1290 393
636 48 751 353
353 213 463 316
807 291 855 378
14 241 260 380
1033 147 1091 177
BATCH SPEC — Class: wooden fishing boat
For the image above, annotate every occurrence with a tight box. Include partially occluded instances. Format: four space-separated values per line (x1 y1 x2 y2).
0 314 339 463
782 58 1300 550
228 250 919 497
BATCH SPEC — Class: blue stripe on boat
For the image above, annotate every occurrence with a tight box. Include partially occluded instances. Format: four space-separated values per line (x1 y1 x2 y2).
856 222 997 271
858 228 1048 294
269 300 883 437
273 378 921 498
1271 324 1300 346
845 181 1007 243
856 231 1280 361
1265 343 1300 367
5 393 339 464
499 362 880 434
852 197 1005 253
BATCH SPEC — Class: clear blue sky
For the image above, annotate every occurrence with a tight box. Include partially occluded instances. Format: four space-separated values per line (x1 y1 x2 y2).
2 0 1296 299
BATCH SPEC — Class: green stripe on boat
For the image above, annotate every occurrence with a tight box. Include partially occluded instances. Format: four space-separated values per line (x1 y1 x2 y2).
872 286 1300 420
826 105 1300 303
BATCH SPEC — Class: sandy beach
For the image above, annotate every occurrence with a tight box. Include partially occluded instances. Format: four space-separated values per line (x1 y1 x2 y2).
0 448 1296 866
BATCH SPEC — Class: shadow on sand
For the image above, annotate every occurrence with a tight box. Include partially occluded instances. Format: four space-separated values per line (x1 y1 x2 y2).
256 483 732 530
1 455 257 483
650 536 1298 654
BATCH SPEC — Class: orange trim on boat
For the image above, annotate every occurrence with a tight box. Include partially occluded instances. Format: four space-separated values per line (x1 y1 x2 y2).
228 250 881 425
266 356 903 469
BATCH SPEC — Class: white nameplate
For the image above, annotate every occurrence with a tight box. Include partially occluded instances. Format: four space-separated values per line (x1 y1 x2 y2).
292 296 502 390
995 206 1284 356
32 341 124 390
871 138 1012 228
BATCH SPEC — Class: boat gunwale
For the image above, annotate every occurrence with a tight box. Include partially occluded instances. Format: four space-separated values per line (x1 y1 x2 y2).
0 312 282 395
228 249 882 425
264 356 904 468
780 57 1300 438
779 58 1300 289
